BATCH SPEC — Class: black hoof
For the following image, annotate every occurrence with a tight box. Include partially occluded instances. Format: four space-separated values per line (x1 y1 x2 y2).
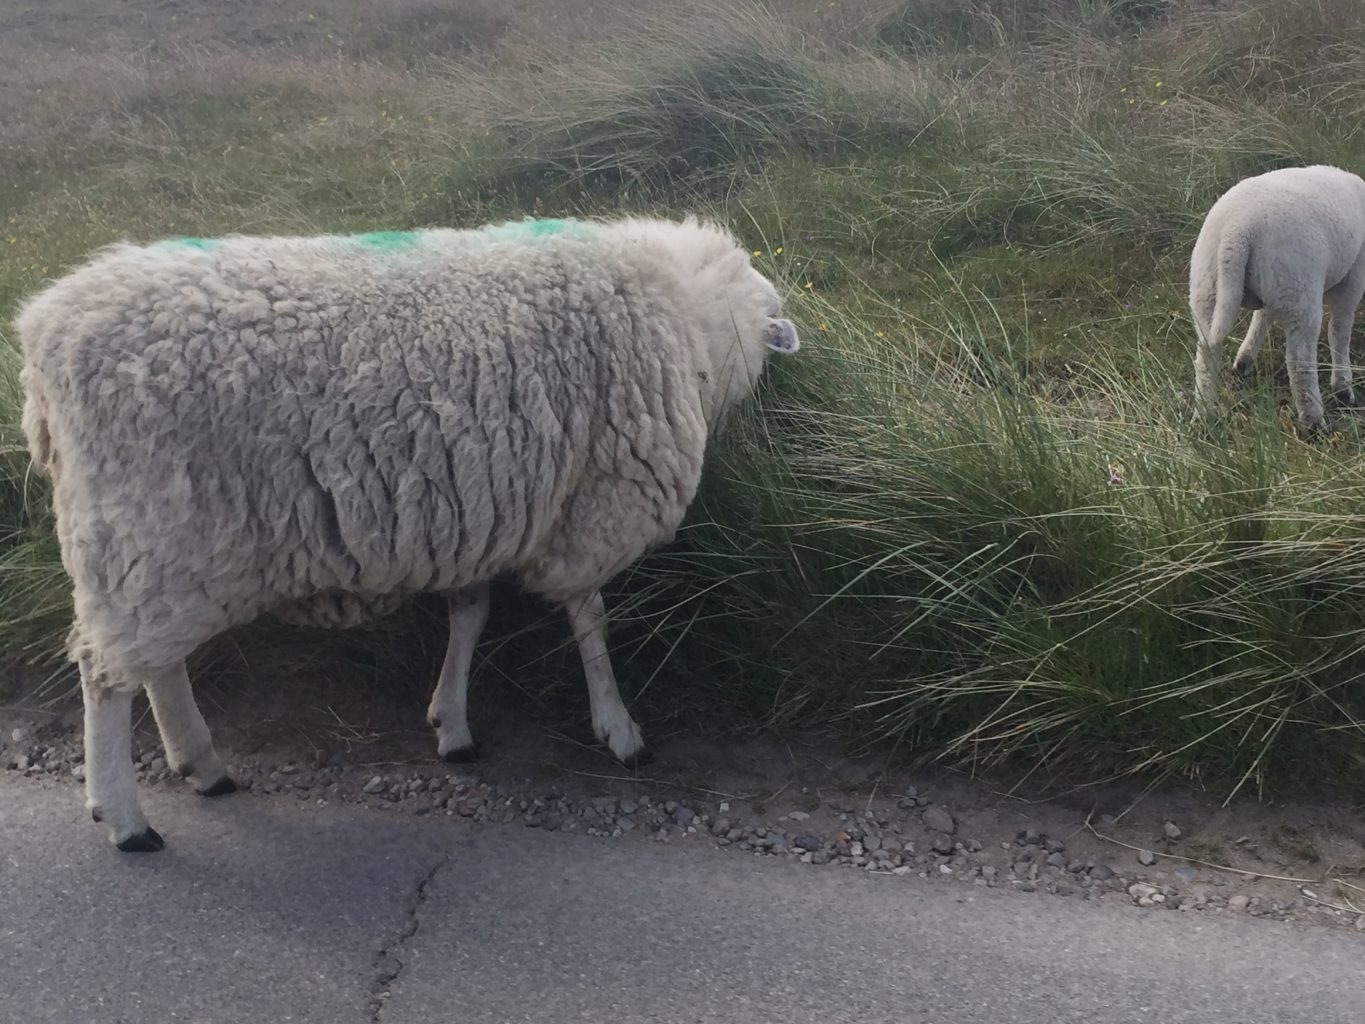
443 744 481 764
618 746 653 770
116 827 165 853
198 776 238 798
1298 419 1328 440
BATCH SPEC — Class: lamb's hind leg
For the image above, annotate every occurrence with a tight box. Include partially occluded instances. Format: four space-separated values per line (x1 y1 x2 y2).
1193 324 1224 417
563 589 649 767
144 661 234 797
1326 265 1365 407
1233 310 1272 379
82 669 162 852
427 583 489 762
1283 305 1327 433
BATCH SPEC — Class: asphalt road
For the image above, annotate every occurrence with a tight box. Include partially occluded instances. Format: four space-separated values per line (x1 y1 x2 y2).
1 778 1362 1023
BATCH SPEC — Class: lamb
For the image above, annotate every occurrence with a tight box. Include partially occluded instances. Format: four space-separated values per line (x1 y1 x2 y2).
1190 164 1365 432
17 215 800 851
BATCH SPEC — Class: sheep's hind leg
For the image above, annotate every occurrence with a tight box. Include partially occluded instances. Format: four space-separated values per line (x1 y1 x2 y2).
564 590 649 767
1326 268 1365 407
144 661 235 797
1283 305 1327 433
1232 310 1272 380
1193 330 1223 417
427 583 489 762
82 674 162 852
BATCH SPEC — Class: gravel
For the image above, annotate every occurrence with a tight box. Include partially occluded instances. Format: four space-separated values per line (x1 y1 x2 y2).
1128 883 1165 907
0 711 1343 931
922 808 955 835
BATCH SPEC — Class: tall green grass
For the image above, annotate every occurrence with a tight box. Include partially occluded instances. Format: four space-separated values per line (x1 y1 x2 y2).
3 0 1365 793
657 297 1365 795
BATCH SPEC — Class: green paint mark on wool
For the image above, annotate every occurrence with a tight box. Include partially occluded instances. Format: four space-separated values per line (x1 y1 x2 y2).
486 217 583 241
352 230 421 250
161 237 218 250
524 217 574 236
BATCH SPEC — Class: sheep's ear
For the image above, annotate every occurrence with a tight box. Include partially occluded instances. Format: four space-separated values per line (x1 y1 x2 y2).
764 318 800 354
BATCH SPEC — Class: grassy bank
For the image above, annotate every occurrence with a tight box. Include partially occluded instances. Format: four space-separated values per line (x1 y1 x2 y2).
3 0 1365 796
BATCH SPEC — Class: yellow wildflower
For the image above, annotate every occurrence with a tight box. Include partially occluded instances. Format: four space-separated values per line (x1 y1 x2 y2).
774 246 784 255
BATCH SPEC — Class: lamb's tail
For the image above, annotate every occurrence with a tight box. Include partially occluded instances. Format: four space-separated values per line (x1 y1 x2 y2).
1208 240 1251 347
1190 231 1252 413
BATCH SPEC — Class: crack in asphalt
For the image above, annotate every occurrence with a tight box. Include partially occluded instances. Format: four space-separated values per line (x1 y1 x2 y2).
366 853 452 1022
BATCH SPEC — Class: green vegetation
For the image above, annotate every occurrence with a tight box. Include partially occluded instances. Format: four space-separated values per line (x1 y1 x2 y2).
4 0 1365 796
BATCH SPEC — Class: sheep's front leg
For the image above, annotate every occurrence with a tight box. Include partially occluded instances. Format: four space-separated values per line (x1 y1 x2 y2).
1284 307 1327 432
427 583 489 762
564 589 649 767
1232 310 1272 379
83 677 162 852
144 661 235 797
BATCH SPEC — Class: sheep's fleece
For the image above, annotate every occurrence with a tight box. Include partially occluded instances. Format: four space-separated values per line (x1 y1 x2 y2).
1190 164 1365 431
18 215 799 850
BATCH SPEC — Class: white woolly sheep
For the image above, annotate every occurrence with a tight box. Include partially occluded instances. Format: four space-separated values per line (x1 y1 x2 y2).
17 215 800 851
1191 164 1365 432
